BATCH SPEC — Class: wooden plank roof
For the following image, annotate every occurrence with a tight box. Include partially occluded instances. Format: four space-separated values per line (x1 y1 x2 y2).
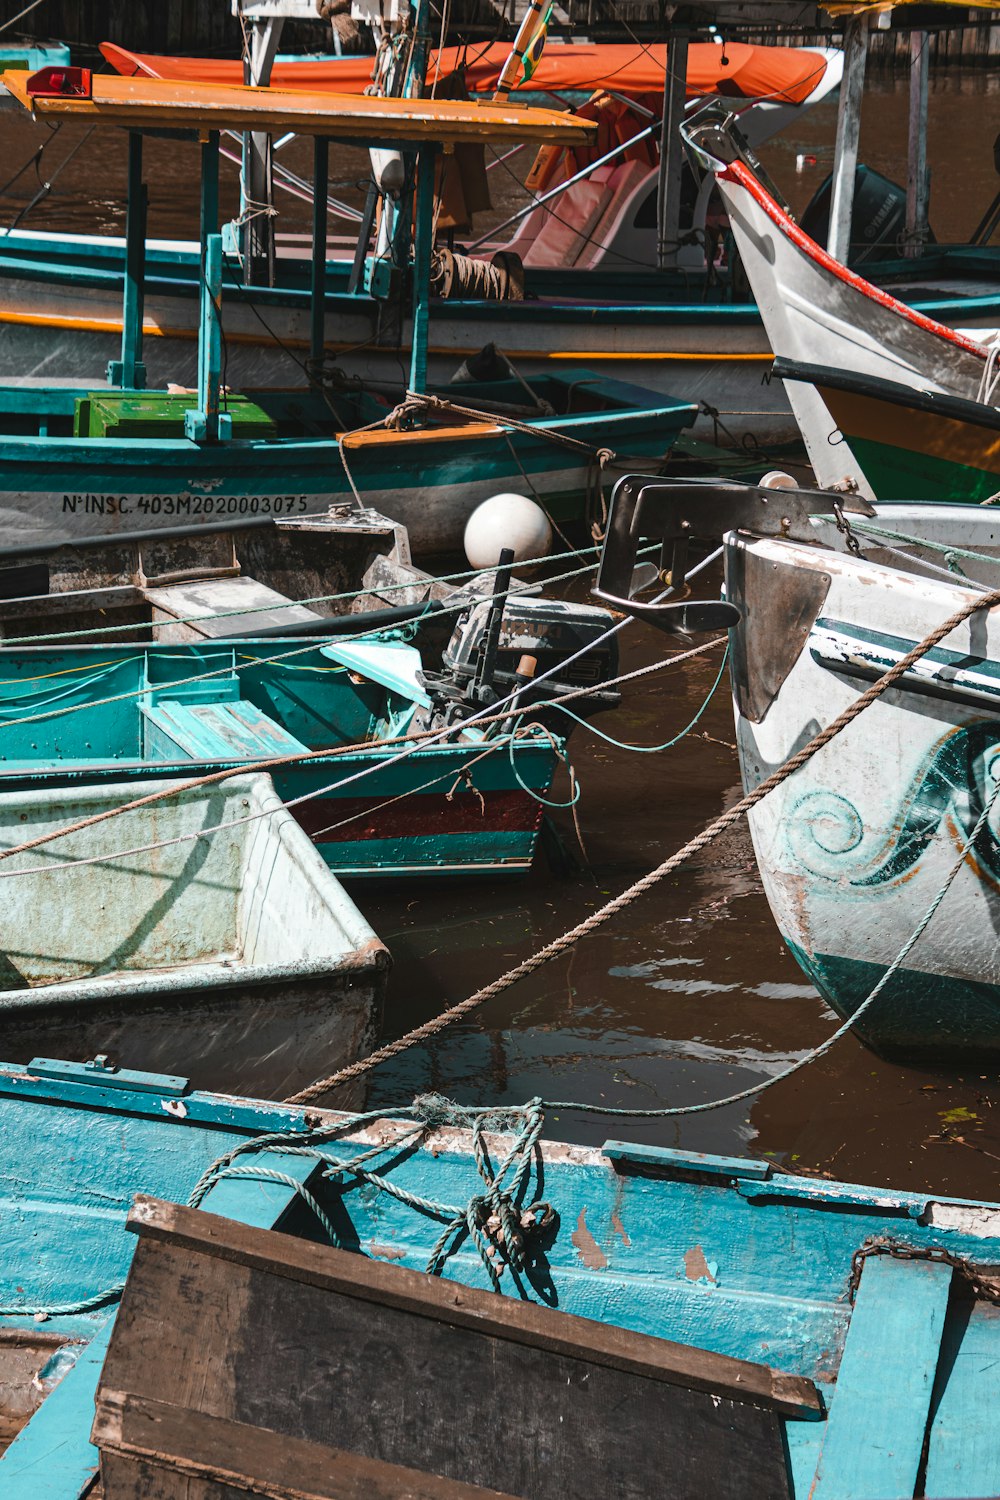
1 70 596 147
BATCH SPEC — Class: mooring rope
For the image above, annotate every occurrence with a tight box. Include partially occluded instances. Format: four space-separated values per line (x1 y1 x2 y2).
287 585 1000 1104
0 638 727 878
0 538 608 651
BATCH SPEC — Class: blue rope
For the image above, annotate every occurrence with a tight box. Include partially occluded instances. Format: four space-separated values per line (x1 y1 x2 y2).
507 730 581 809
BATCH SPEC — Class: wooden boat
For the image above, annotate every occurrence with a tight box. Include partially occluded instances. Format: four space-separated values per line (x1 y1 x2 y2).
683 111 999 496
0 70 696 557
0 503 420 640
0 1059 999 1495
594 472 1000 1058
11 34 1000 450
774 357 1000 505
0 773 386 1097
0 637 563 879
727 499 1000 1059
0 47 856 450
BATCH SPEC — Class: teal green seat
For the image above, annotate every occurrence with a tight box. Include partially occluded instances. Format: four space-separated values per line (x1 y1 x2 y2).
141 699 309 762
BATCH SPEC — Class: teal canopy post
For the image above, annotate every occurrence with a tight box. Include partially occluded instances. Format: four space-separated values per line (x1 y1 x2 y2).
310 136 329 370
186 131 230 443
109 130 147 390
409 145 436 396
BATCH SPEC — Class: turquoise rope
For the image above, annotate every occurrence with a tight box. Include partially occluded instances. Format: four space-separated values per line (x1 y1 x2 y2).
507 731 581 809
543 643 730 754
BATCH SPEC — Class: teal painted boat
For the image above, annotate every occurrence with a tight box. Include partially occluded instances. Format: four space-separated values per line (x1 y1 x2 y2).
0 372 695 558
0 638 562 878
0 774 387 1097
0 68 695 557
0 1062 998 1494
594 472 1000 1060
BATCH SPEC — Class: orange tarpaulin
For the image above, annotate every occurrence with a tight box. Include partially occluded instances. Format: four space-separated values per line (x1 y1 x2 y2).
101 40 831 107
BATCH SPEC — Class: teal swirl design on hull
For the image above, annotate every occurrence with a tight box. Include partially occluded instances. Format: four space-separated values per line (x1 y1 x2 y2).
788 724 1000 888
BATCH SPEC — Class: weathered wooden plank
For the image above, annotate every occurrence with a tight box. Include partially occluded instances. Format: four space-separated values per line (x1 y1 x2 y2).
96 1198 811 1500
95 1391 520 1499
125 1196 821 1416
924 1299 1000 1499
811 1256 953 1500
0 1316 115 1499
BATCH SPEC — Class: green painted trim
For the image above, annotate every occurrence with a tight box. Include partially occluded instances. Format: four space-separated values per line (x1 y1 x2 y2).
846 435 1000 504
785 940 1000 1058
317 829 537 876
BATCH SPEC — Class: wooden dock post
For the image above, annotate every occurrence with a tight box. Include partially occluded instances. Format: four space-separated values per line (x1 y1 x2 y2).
827 12 870 264
904 30 930 257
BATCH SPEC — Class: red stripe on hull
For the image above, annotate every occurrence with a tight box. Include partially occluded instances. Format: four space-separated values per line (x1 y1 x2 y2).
291 790 545 842
721 160 988 360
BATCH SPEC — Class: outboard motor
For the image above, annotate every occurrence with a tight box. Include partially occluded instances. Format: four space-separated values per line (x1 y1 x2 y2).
801 165 934 265
417 566 621 735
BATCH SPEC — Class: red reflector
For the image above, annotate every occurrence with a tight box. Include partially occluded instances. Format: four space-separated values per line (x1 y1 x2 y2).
26 65 93 99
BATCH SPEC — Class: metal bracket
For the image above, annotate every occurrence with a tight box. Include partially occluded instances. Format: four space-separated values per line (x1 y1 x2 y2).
593 474 874 635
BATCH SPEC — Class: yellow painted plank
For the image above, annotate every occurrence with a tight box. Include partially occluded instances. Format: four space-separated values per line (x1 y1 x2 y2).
1 71 596 147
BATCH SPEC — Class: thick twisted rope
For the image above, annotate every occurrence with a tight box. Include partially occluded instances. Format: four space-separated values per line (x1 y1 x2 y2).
188 1098 549 1293
287 585 1000 1104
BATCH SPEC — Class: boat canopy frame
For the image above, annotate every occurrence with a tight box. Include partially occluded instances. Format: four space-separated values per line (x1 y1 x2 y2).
2 67 595 431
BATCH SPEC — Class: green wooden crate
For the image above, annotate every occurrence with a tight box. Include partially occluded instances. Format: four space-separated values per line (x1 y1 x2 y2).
74 392 278 440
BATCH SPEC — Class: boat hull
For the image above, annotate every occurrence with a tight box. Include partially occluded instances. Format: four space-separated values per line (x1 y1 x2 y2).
728 519 1000 1058
776 359 1000 504
0 374 692 557
2 1065 1000 1495
0 640 561 879
0 775 387 1097
702 147 994 493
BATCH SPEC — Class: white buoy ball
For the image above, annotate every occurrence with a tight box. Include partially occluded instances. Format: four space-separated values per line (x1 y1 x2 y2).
464 493 553 569
758 470 798 490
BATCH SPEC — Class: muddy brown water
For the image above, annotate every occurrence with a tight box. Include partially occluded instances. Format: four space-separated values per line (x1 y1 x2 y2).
0 70 999 1197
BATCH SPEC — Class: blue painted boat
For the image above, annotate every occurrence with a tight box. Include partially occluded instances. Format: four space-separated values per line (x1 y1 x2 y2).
0 773 387 1096
0 1060 998 1495
0 638 562 878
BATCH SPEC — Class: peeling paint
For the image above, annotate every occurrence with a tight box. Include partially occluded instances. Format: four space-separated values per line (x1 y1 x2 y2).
610 1210 631 1248
368 1240 406 1261
571 1208 608 1271
684 1245 718 1284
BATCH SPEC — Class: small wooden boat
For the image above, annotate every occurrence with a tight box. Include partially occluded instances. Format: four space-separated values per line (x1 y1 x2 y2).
0 774 386 1097
0 1059 999 1495
774 357 1000 505
0 502 419 642
0 637 563 880
684 112 999 496
595 471 1000 1059
0 68 694 556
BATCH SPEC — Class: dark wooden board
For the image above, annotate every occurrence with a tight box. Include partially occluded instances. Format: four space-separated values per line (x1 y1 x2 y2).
95 1392 518 1500
96 1197 814 1500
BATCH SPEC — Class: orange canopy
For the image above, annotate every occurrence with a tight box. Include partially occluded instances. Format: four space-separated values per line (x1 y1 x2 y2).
100 40 831 107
